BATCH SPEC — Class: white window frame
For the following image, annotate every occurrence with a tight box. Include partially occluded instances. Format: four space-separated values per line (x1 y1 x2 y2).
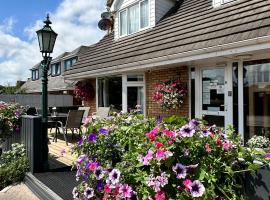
32 69 39 81
96 74 146 116
51 63 61 76
118 0 150 37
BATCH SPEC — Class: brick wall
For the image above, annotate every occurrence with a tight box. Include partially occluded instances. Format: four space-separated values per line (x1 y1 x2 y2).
83 78 96 114
145 66 189 118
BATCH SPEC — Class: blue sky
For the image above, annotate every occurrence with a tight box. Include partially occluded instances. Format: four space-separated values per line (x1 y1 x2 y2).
0 0 62 41
0 0 106 85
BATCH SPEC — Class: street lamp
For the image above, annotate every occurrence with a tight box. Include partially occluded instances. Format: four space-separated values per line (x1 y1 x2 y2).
36 14 57 170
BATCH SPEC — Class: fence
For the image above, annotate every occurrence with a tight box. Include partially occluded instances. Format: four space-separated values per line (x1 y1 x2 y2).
0 94 73 108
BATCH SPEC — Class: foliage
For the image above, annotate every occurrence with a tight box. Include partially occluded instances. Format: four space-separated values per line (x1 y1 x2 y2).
0 143 29 190
72 114 270 200
74 81 95 101
152 79 188 110
0 102 25 141
247 135 270 148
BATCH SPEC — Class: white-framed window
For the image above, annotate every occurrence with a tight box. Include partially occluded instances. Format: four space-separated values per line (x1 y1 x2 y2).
64 57 77 71
119 0 149 37
51 63 61 76
213 0 236 7
31 69 39 81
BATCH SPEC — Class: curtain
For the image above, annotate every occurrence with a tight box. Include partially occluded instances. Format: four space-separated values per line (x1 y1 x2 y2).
140 0 149 29
128 4 139 34
120 10 127 36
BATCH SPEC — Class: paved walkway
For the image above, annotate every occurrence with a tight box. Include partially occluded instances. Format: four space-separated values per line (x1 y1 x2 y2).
0 183 39 200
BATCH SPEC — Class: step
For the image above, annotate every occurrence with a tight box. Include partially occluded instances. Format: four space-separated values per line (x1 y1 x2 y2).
25 173 63 200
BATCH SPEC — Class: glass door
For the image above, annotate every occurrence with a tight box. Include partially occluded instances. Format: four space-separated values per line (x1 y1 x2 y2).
199 68 227 127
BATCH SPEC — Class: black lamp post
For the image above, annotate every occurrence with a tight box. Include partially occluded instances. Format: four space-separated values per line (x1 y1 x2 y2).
36 14 57 170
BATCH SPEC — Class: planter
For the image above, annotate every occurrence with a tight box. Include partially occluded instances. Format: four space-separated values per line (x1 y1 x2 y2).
244 165 270 200
0 130 21 152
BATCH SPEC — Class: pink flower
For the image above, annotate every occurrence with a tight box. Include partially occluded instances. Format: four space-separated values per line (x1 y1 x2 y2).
205 144 212 153
142 150 154 165
161 129 175 137
146 127 159 141
104 184 111 193
265 153 270 159
119 184 132 198
183 179 192 192
156 149 166 159
88 162 98 171
223 141 233 151
155 191 166 200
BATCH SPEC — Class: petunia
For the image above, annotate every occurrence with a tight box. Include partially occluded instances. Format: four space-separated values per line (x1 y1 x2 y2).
84 187 94 199
183 179 192 192
161 129 175 137
223 140 233 151
88 162 98 171
265 153 270 159
202 129 211 137
155 191 166 200
189 180 205 198
142 150 154 165
205 143 212 153
119 184 133 198
94 166 104 180
155 142 164 149
179 125 195 137
104 184 111 193
99 127 109 135
88 133 97 142
96 180 104 191
108 169 121 185
145 127 159 141
76 154 88 164
72 187 80 199
189 119 200 128
173 163 187 179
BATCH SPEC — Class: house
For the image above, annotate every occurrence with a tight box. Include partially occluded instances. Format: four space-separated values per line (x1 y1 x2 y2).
64 0 270 141
21 46 89 104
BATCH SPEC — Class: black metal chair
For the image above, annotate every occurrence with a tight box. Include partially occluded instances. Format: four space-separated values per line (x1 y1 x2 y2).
53 110 84 145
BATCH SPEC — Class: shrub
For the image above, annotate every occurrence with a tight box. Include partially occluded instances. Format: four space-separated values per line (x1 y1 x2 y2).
72 114 269 200
247 135 270 148
0 143 29 190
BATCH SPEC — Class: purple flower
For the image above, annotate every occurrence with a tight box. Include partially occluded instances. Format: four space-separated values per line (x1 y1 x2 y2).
119 184 133 198
156 116 163 125
265 153 270 159
99 127 109 135
72 187 80 199
179 125 195 137
173 163 187 179
189 119 200 128
76 154 88 164
77 138 83 147
189 180 205 198
96 180 104 191
94 166 104 180
84 187 94 199
108 169 121 185
202 129 211 137
88 133 97 142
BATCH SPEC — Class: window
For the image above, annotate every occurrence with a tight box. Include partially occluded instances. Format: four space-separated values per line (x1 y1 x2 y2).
213 0 236 7
51 63 61 76
119 0 149 36
64 57 77 71
31 69 39 81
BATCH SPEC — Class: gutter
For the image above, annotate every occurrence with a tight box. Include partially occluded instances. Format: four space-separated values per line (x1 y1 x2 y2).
64 35 270 80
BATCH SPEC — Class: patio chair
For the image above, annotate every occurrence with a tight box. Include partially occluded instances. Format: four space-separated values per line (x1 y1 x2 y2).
54 110 84 145
92 107 110 119
78 106 90 124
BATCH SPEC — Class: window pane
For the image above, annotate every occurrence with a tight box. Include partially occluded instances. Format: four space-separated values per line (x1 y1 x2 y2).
243 60 270 142
127 86 144 113
140 0 149 29
72 58 77 65
128 4 139 34
120 10 127 36
127 75 144 81
56 64 61 75
202 68 225 111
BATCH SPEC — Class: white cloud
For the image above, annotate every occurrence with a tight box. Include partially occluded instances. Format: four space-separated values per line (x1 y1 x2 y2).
0 0 106 85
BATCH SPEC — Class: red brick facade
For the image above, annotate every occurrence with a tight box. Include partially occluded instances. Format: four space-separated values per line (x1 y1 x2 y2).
145 66 189 118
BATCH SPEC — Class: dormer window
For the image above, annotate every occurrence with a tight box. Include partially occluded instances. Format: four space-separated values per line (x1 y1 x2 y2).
51 62 61 76
64 57 77 71
119 0 149 37
32 69 39 81
213 0 236 7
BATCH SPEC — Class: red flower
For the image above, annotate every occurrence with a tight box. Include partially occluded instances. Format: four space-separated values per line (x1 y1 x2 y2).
104 185 111 193
145 127 159 141
216 139 223 147
155 142 164 149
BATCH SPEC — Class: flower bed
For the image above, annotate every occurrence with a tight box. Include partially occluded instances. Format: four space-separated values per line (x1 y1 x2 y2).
0 143 29 190
0 102 25 142
72 114 270 199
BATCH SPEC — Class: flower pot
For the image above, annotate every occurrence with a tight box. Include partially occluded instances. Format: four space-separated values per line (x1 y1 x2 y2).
244 165 270 199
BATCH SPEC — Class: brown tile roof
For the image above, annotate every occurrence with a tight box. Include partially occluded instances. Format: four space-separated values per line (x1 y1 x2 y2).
65 0 270 77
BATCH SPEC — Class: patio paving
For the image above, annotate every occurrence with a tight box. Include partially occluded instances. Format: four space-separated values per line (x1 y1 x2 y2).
0 183 39 200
